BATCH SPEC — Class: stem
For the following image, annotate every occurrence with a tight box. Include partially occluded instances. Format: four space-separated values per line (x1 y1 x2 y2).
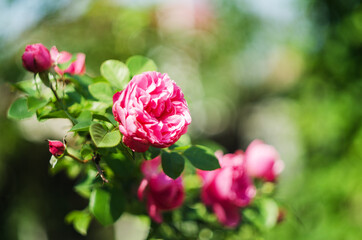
66 152 90 164
93 154 109 183
48 76 77 125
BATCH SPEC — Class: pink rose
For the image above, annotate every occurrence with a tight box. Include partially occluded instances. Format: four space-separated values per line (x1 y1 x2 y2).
50 46 86 76
198 151 256 227
244 140 284 182
48 140 65 157
113 71 191 152
137 156 185 223
22 43 52 73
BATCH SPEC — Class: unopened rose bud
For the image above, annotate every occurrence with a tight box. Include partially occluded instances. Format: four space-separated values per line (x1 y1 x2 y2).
48 140 65 157
22 43 52 73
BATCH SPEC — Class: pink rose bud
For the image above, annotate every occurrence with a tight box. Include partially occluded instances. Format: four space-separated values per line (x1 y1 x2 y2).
50 46 86 76
138 157 185 223
48 140 65 157
244 140 284 182
198 151 256 228
22 43 52 73
113 71 191 152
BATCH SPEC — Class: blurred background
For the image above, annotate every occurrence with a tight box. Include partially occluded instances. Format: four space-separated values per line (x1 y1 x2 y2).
1 0 362 239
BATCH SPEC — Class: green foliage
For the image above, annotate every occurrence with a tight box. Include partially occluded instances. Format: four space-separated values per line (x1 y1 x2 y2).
7 97 35 119
65 210 93 236
100 60 130 89
126 55 157 77
89 187 124 226
89 123 121 148
183 145 220 171
89 82 114 104
161 151 185 179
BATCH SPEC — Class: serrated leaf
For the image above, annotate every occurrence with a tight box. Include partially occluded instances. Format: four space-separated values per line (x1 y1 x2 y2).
89 188 124 226
126 56 157 76
65 210 92 236
27 96 49 111
90 123 121 148
161 151 185 179
183 145 220 171
100 60 130 89
88 82 114 104
7 97 35 120
70 121 94 132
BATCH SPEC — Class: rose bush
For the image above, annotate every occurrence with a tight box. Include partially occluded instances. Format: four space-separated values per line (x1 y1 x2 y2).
112 71 191 152
8 44 285 238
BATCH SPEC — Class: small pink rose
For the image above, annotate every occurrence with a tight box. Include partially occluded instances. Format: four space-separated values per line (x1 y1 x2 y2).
22 43 52 73
138 157 185 223
198 150 256 228
50 46 86 76
48 140 65 157
113 71 191 152
244 140 284 182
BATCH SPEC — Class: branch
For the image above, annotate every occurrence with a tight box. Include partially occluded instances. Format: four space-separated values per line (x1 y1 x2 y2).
93 154 109 184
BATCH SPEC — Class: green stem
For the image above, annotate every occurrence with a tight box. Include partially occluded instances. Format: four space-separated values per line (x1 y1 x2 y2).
66 152 90 164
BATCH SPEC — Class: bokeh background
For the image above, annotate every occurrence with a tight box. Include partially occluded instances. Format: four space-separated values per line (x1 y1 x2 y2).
1 0 362 239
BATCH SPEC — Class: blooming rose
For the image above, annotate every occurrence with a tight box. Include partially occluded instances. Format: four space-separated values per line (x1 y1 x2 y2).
48 140 65 157
198 151 256 227
22 43 52 73
138 156 184 223
113 71 191 152
244 140 284 182
50 46 86 76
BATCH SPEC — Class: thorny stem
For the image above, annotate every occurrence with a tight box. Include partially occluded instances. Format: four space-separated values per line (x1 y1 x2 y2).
93 154 109 183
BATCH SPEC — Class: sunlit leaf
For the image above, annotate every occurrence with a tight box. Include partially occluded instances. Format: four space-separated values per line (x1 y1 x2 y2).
183 145 220 170
88 82 114 104
126 56 157 76
65 210 92 236
90 123 121 148
7 97 35 120
100 60 130 89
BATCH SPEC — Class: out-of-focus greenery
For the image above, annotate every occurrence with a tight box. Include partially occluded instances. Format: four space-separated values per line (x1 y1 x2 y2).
0 0 361 239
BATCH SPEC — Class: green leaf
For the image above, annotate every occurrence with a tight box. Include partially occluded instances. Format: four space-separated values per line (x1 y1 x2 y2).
100 60 130 89
143 146 161 160
80 145 94 161
88 82 114 104
74 169 97 198
65 210 92 236
93 113 117 126
37 110 68 120
90 123 121 148
260 198 279 229
126 55 157 76
69 121 94 132
27 96 49 111
13 79 41 95
89 188 124 226
77 110 92 122
161 151 185 179
7 97 35 120
183 145 220 171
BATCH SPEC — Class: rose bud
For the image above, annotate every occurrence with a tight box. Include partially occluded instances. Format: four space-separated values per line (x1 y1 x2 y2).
50 46 86 76
48 140 65 157
22 43 52 73
138 156 185 223
113 71 191 152
198 151 256 228
244 140 284 182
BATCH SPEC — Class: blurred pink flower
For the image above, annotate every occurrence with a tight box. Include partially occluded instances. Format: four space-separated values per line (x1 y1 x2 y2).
113 71 191 152
22 43 52 73
50 46 86 76
138 157 185 223
198 150 256 227
244 140 284 182
48 140 65 157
